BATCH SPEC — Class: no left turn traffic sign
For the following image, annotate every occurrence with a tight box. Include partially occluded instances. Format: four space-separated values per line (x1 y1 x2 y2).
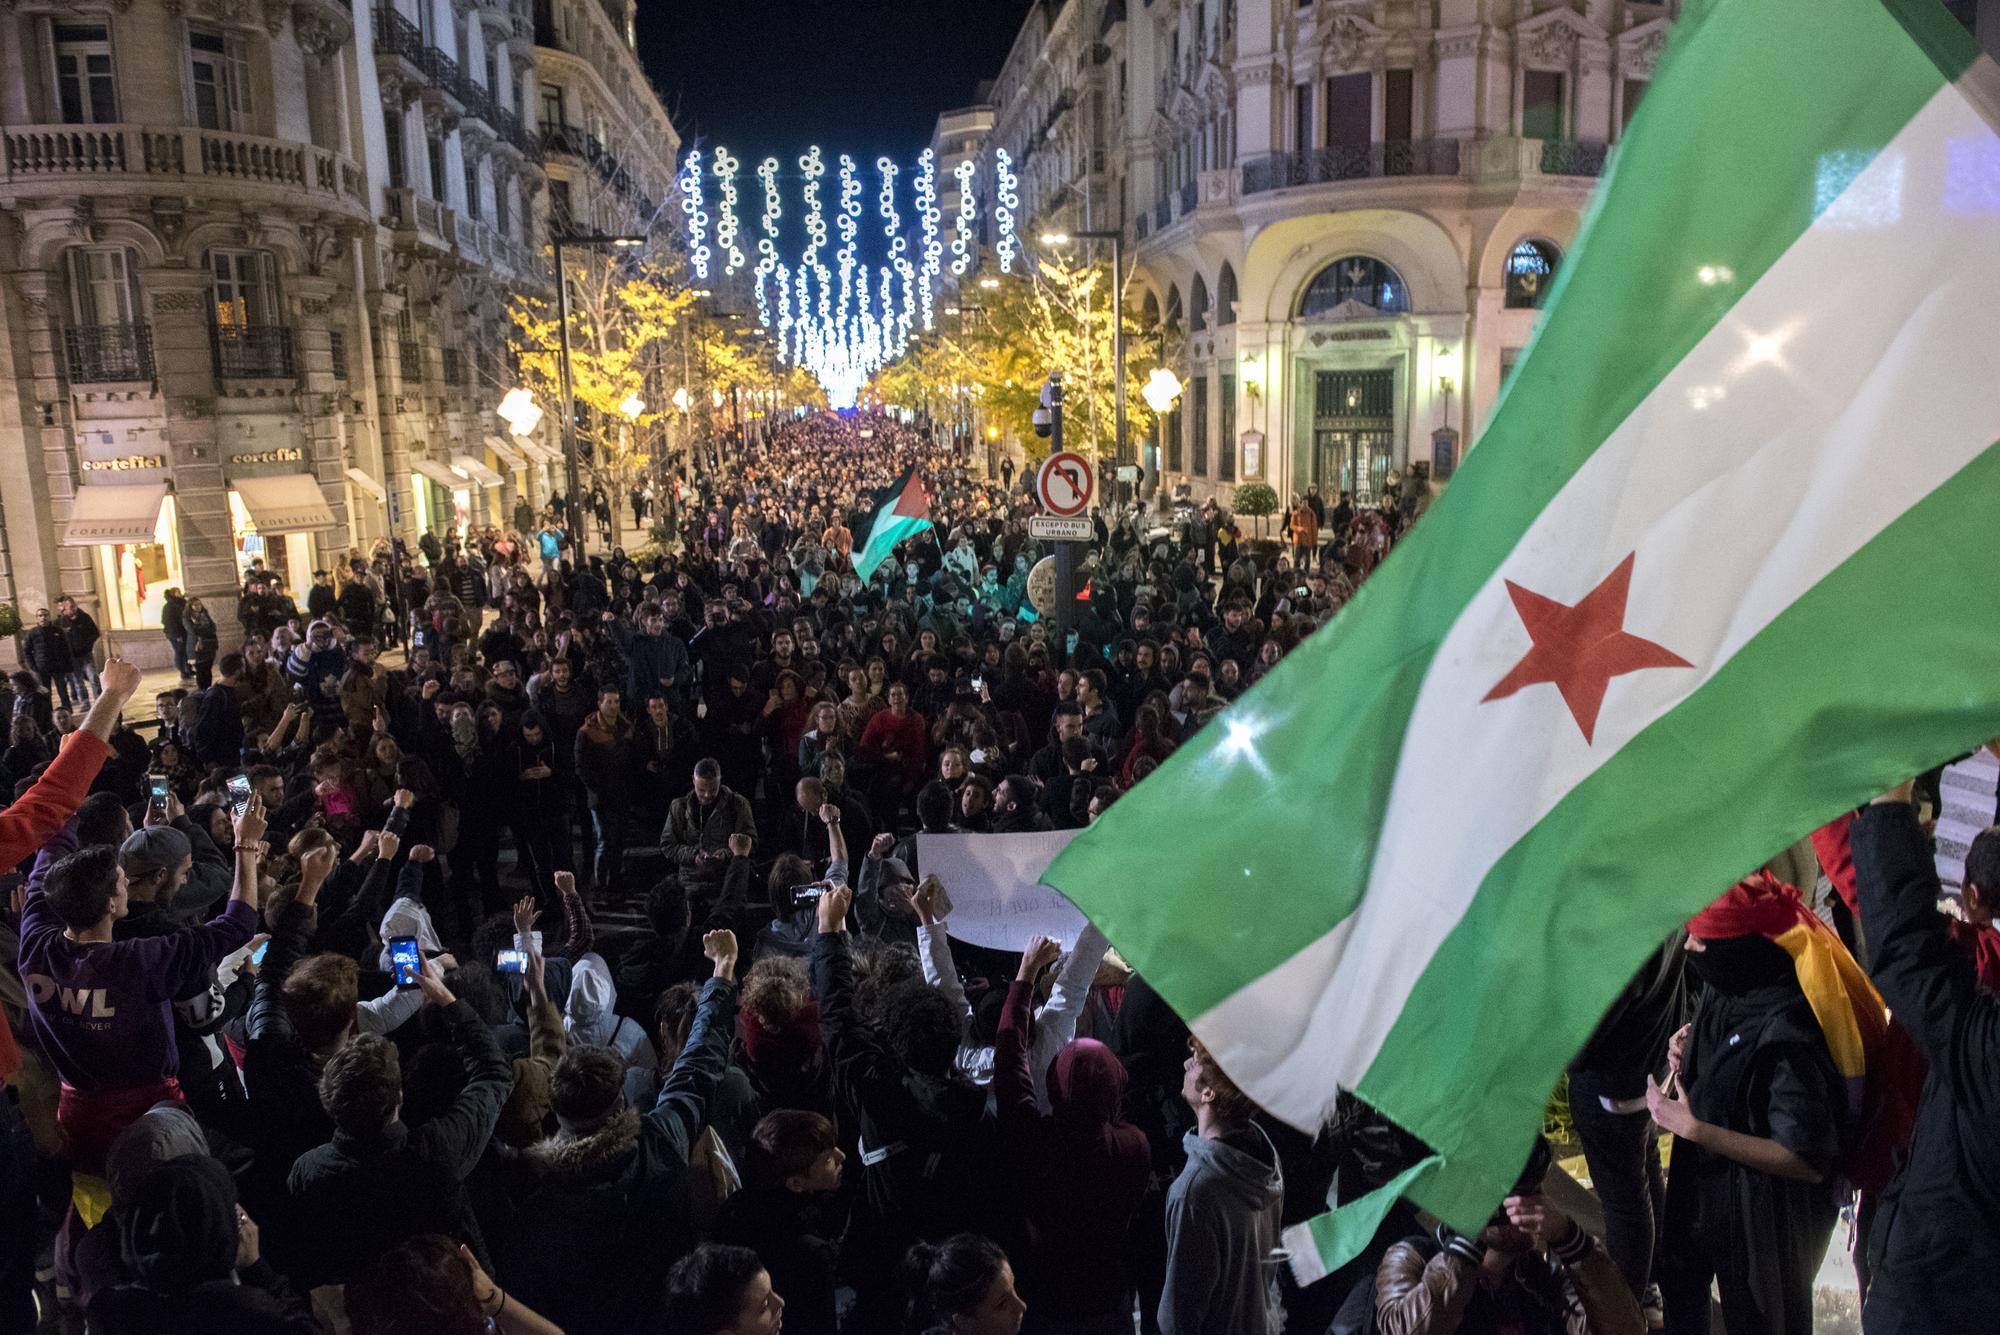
1036 451 1094 517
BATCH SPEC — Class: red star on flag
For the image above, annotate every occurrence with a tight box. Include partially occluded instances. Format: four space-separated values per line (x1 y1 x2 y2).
1482 553 1692 744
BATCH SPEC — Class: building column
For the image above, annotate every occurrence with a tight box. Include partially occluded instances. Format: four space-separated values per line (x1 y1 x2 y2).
291 274 356 568
0 269 72 646
368 289 418 544
139 265 239 633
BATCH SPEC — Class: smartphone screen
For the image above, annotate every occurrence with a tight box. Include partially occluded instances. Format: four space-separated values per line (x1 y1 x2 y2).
226 774 253 819
389 936 423 989
791 883 826 910
251 939 270 967
495 949 527 974
147 773 170 802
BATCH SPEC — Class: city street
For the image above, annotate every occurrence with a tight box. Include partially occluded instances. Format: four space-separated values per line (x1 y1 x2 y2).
1 2 1997 1334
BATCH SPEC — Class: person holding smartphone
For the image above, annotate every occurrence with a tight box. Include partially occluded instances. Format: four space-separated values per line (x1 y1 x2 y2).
16 783 267 1174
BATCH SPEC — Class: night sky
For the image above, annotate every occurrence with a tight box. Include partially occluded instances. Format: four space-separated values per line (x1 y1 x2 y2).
637 0 1037 168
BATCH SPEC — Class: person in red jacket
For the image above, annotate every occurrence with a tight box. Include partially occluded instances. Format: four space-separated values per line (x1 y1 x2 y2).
857 682 928 803
0 658 141 869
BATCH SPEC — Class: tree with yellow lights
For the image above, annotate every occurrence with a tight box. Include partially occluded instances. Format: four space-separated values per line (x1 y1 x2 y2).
507 253 697 490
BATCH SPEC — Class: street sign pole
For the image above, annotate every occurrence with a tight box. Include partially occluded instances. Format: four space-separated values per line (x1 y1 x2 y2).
1046 376 1077 665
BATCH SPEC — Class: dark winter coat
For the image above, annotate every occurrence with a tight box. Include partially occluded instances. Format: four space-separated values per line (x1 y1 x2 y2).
495 976 738 1335
23 623 74 676
1855 803 2000 1334
284 999 511 1289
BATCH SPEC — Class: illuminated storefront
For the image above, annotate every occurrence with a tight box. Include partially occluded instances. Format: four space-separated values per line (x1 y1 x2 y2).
411 458 471 537
224 446 338 602
64 483 183 631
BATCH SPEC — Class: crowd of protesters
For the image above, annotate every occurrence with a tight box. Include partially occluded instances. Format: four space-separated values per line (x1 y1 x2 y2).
1 411 1995 1335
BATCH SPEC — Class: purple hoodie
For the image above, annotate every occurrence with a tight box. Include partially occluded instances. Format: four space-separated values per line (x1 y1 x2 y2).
16 819 255 1091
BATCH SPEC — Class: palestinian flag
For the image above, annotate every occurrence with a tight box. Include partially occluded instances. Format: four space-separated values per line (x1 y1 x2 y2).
1042 0 2000 1275
852 465 931 582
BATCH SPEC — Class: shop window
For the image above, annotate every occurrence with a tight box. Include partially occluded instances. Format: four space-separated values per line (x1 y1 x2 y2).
53 22 118 125
95 494 183 631
188 24 253 133
228 489 312 604
1505 239 1561 309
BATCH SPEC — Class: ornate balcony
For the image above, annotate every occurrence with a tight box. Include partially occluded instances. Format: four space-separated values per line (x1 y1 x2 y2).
370 5 424 94
211 324 296 380
383 186 452 255
65 323 154 383
1239 139 1464 196
1 125 367 219
419 47 466 118
1539 139 1611 177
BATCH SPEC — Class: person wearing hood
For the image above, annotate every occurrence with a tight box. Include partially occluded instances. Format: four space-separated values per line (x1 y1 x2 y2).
84 1154 317 1334
996 935 1149 1333
494 928 741 1334
1159 1036 1285 1335
71 1101 212 1310
1648 874 1868 1335
562 949 658 1105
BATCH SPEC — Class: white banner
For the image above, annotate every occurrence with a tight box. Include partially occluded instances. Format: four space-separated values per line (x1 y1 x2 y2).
916 830 1086 951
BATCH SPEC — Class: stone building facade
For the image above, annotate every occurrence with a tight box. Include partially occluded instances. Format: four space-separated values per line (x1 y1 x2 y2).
0 0 677 665
974 0 2000 506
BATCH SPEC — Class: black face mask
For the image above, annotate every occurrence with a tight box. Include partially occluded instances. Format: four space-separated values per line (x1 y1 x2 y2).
1686 934 1795 996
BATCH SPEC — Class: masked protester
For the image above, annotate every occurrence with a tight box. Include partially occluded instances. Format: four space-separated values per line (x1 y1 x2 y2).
1650 873 1890 1335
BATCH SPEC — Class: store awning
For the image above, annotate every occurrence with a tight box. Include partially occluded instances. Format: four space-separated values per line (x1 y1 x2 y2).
344 467 387 502
516 439 559 466
451 454 505 487
233 474 338 534
412 458 468 488
62 483 168 547
484 435 527 471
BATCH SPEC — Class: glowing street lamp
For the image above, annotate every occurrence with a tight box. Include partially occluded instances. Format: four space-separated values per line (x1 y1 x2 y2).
671 387 692 413
497 388 543 436
1141 368 1184 414
618 393 646 421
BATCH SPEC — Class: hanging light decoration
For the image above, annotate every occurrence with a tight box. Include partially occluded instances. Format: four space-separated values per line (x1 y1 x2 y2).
993 148 1020 274
678 150 711 280
712 147 745 276
950 159 978 276
916 148 941 331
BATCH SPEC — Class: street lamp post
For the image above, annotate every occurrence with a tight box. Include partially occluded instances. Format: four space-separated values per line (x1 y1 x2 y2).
1041 229 1126 502
551 230 645 558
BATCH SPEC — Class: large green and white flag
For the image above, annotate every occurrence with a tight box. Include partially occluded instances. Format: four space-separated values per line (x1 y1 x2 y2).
1043 0 2000 1273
